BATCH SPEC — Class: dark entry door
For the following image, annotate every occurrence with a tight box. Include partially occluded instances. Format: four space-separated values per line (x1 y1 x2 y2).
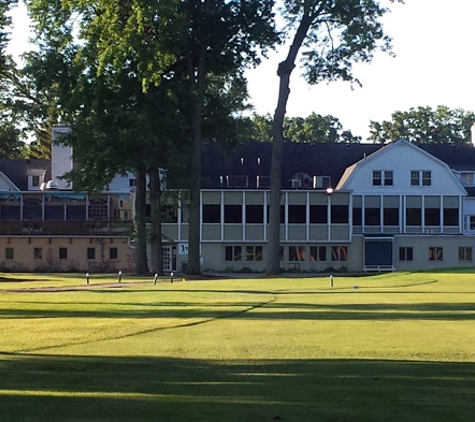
364 238 393 270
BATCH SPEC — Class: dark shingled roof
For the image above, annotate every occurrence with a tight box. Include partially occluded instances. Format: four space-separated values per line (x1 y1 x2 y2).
201 142 382 189
0 159 51 191
201 141 475 190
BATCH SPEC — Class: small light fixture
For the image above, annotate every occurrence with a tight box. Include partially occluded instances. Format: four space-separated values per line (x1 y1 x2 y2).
326 187 334 195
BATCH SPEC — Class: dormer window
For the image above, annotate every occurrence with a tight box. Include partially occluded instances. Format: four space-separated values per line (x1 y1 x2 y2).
27 169 46 191
461 173 474 187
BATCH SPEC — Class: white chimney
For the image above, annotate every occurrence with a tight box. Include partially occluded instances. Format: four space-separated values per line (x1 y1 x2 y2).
52 124 73 189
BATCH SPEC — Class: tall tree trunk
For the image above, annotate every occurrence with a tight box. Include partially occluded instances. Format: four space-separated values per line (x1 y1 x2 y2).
134 168 149 274
267 14 313 275
149 166 163 275
186 47 207 276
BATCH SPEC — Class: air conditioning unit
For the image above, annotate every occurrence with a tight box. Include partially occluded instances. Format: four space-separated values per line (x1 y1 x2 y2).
291 179 301 189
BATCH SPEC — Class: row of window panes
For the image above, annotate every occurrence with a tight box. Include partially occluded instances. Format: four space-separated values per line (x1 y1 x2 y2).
353 208 459 226
4 247 118 260
399 246 472 261
372 171 432 186
225 245 348 262
204 204 348 224
1 199 110 221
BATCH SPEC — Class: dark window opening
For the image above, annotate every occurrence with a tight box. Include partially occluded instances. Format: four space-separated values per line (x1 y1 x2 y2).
225 205 242 223
406 208 421 226
310 205 327 224
425 208 440 226
444 208 459 226
331 205 349 224
202 204 220 223
246 205 264 224
288 205 306 224
384 208 399 226
365 208 380 226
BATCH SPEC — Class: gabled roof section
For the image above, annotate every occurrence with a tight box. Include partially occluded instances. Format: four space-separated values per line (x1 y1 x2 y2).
0 171 19 191
336 139 467 195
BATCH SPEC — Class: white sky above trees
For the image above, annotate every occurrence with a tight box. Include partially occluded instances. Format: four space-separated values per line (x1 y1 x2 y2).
246 0 475 140
8 0 475 141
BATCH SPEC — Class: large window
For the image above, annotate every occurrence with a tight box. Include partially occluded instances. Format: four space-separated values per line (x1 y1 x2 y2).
310 205 327 224
245 205 264 224
288 205 306 224
23 198 42 220
88 198 108 220
406 208 422 226
202 204 220 223
443 209 459 226
424 208 440 226
365 208 380 226
331 205 349 224
383 208 399 226
224 205 242 223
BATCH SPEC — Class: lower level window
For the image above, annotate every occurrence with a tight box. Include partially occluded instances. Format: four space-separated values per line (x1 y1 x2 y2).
59 247 67 260
34 247 43 260
331 246 348 261
289 246 306 261
110 248 118 260
429 246 443 261
399 247 413 261
459 247 472 262
310 246 326 261
87 248 96 260
225 246 242 261
246 246 263 261
5 247 13 260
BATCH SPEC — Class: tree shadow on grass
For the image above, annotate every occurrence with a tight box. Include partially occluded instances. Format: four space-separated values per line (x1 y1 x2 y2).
0 354 474 422
1 300 474 321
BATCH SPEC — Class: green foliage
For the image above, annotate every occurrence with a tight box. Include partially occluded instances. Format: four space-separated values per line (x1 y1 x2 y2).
369 105 475 144
242 112 361 143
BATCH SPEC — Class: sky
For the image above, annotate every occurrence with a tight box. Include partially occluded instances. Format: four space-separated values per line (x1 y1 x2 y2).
7 0 475 141
246 0 475 140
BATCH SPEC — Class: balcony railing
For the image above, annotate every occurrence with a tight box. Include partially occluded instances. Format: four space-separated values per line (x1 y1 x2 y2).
0 220 133 236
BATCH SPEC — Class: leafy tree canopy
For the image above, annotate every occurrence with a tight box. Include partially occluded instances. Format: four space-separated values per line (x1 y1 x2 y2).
368 105 475 144
242 112 361 143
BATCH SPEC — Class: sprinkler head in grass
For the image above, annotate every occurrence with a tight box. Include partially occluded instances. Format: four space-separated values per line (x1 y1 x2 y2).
118 270 122 283
86 272 90 285
170 272 174 283
330 274 334 287
154 273 158 285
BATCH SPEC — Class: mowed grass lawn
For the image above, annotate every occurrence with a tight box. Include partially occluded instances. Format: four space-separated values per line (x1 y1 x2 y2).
1 271 475 422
